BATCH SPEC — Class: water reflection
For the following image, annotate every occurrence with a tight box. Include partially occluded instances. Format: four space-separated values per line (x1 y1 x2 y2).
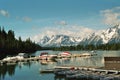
1 56 103 80
0 61 37 80
0 50 120 80
0 64 16 80
56 56 104 67
40 60 57 65
17 61 33 69
56 58 71 66
54 76 65 80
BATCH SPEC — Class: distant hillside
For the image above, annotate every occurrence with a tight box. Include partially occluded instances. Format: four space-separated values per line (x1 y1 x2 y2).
0 27 41 59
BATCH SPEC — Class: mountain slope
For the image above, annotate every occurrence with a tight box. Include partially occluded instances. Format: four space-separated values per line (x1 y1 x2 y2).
38 35 82 47
38 25 120 47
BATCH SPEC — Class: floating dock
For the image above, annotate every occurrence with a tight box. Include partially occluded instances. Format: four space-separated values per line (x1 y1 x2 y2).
0 57 43 65
0 57 41 65
40 66 120 80
0 53 97 65
40 66 120 74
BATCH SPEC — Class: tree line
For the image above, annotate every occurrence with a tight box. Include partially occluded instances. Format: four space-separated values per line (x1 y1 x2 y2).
0 27 41 59
51 43 120 51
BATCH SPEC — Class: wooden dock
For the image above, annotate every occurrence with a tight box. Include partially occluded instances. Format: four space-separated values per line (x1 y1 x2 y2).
0 53 97 65
57 53 97 58
52 66 120 80
40 65 120 75
56 66 120 73
0 57 41 65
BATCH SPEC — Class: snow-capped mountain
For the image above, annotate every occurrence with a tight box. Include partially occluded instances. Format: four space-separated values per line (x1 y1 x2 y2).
38 34 82 47
104 25 120 44
38 25 120 47
80 25 120 45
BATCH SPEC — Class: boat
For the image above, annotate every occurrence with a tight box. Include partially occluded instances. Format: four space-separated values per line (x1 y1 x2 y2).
16 53 29 60
39 52 57 60
81 51 97 57
2 53 29 61
40 59 57 65
81 53 92 57
47 54 57 60
40 69 54 73
39 52 48 60
55 69 79 76
2 56 17 61
58 52 71 58
66 73 86 80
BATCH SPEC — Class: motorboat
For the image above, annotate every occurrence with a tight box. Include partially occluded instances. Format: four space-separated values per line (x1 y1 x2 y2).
2 56 17 61
15 53 29 60
39 52 48 60
58 52 71 58
39 52 57 60
3 53 29 61
81 51 97 57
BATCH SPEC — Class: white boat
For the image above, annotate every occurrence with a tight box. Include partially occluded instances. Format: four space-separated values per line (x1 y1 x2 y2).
15 53 29 60
39 52 57 60
3 53 29 61
58 52 71 58
2 56 17 61
81 53 92 56
40 68 54 73
81 51 97 57
39 52 48 60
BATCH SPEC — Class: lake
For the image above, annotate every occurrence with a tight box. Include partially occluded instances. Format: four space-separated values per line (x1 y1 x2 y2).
0 50 120 80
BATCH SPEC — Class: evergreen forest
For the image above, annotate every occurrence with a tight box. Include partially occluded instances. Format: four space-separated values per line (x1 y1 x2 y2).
0 27 41 59
52 43 120 51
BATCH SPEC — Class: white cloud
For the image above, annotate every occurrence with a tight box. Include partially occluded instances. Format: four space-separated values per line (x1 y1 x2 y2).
101 7 120 26
32 25 96 42
55 20 67 26
0 9 9 17
22 16 32 22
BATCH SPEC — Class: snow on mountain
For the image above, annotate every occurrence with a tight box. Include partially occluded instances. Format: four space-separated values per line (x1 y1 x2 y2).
99 25 120 44
38 25 120 47
101 25 119 43
38 34 82 47
107 25 120 43
80 25 120 45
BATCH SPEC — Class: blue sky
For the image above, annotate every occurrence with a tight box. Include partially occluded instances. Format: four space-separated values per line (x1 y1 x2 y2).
0 0 120 41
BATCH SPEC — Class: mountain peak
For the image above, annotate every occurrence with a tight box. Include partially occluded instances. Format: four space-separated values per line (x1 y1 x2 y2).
113 24 120 29
38 34 82 47
37 25 120 47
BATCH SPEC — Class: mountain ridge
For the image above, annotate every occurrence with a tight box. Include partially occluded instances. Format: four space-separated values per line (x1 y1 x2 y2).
38 25 120 47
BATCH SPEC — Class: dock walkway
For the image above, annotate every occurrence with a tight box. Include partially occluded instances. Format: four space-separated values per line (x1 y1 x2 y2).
40 66 120 74
0 57 40 65
40 66 120 80
0 53 97 65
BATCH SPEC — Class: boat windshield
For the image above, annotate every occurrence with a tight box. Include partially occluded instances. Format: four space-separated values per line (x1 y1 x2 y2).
40 52 48 56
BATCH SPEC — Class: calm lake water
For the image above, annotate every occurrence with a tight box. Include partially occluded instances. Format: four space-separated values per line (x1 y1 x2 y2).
0 50 120 80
